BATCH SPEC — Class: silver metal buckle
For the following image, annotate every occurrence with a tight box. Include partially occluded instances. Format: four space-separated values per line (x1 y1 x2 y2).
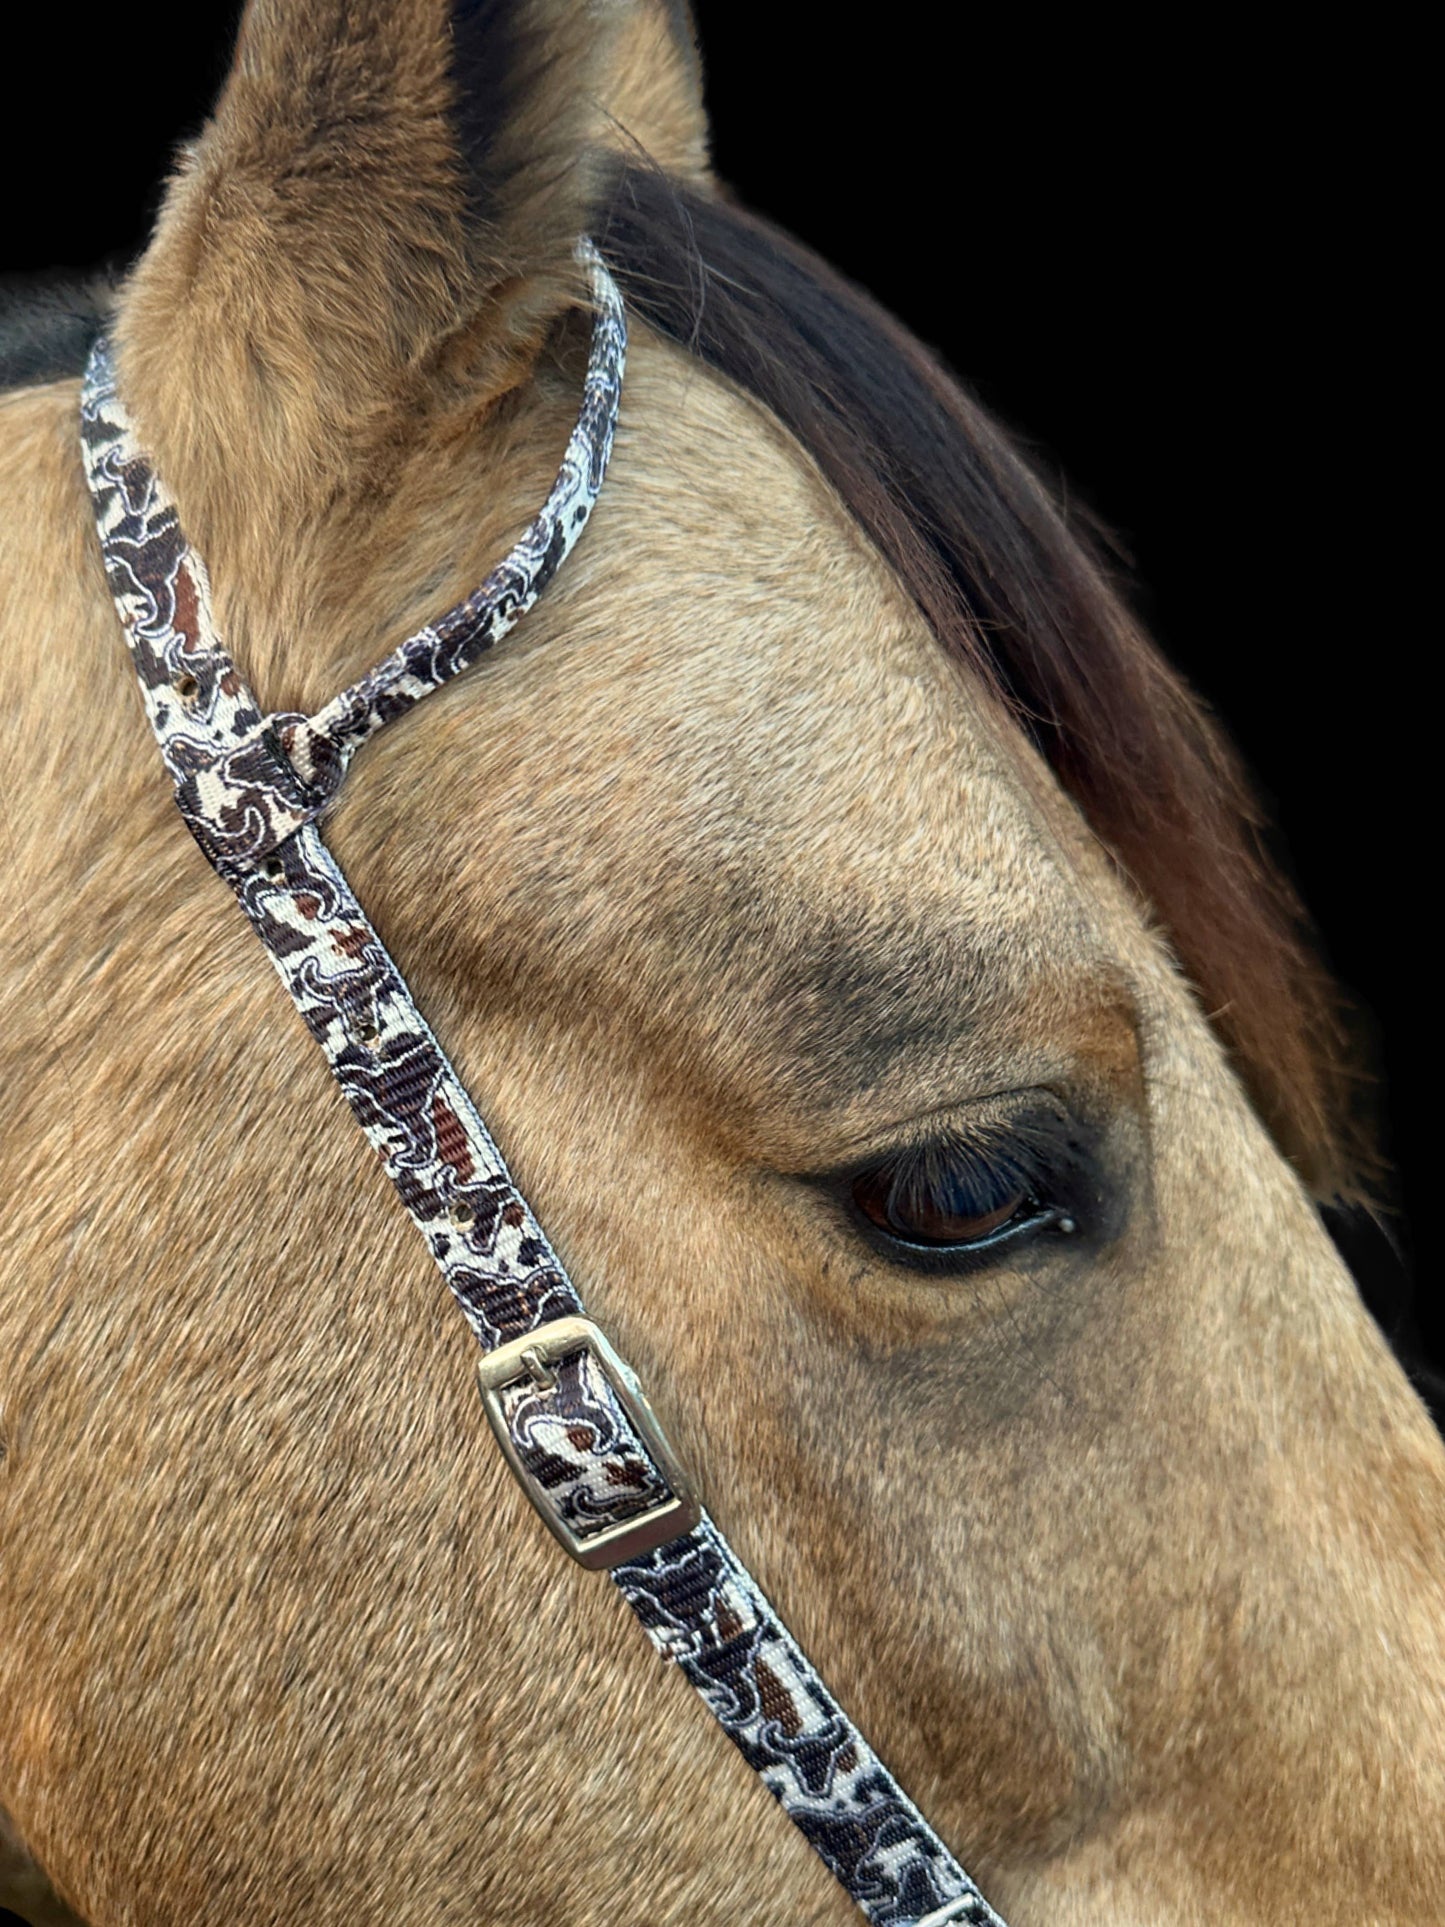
476 1314 702 1570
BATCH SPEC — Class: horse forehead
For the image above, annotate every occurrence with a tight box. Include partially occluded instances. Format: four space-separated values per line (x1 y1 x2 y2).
484 338 1148 1123
588 336 1122 942
584 339 1025 832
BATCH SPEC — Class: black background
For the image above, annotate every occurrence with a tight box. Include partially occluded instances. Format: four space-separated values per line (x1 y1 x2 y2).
2 8 1432 1379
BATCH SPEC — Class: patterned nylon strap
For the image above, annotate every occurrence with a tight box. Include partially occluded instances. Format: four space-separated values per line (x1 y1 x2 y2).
79 239 1004 1927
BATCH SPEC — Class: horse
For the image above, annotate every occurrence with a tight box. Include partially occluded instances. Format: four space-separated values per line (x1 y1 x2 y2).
1 4 1440 1922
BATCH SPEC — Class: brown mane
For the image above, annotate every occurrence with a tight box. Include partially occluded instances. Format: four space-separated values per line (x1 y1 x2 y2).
597 161 1358 1198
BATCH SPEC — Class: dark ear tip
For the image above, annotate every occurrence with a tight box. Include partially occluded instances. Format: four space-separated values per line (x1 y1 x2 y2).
665 1 709 140
450 0 710 239
448 0 526 207
663 0 704 79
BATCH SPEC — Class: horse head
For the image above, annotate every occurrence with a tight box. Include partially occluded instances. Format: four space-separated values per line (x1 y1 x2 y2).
1 5 1440 1922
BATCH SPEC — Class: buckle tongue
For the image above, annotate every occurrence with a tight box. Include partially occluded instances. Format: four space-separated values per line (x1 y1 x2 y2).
476 1315 701 1570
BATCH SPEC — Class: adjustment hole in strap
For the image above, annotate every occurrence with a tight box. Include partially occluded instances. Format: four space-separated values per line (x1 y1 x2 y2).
171 670 201 704
262 855 285 883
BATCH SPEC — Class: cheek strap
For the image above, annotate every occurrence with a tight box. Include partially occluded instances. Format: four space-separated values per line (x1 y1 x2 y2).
79 237 1004 1927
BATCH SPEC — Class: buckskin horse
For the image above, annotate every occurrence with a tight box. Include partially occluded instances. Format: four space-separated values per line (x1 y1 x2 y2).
1 4 1441 1924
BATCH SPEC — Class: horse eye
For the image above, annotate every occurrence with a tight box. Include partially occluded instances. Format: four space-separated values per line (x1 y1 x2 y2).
849 1136 1059 1251
853 1168 1031 1246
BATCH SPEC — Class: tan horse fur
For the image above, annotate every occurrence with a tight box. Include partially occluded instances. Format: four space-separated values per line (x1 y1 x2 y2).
1 5 1441 1922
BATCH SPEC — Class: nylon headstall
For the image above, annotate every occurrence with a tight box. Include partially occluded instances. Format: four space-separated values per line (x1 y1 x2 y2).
80 239 1005 1927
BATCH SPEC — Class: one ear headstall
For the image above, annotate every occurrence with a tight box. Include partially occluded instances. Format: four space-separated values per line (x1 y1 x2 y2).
80 239 1004 1927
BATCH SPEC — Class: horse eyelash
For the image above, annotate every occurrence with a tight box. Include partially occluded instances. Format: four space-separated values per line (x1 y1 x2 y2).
882 1126 1056 1210
869 1104 1084 1197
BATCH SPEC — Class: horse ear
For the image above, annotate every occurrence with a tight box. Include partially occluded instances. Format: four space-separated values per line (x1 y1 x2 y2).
119 1 708 461
449 0 709 287
595 1 709 180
